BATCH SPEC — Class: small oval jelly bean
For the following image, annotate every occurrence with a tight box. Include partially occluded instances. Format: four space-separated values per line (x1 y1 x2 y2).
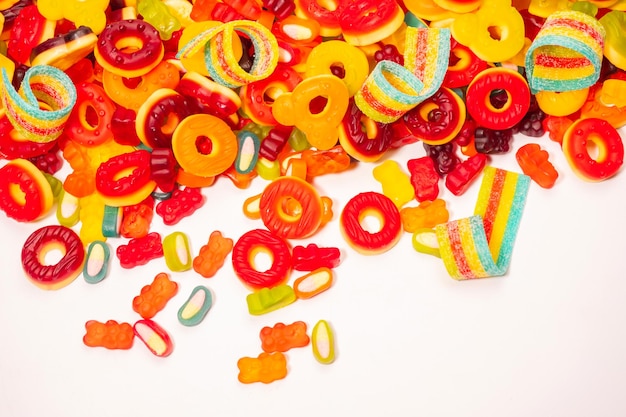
311 319 335 365
83 240 111 284
133 319 174 357
293 267 334 299
163 231 192 272
178 286 213 326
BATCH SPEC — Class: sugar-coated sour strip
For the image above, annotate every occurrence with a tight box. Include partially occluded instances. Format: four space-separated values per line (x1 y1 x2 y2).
434 167 530 280
1 65 76 143
525 10 606 93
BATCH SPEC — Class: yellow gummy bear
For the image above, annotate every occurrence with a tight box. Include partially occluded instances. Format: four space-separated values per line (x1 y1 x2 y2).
372 160 415 209
37 0 108 34
450 0 525 63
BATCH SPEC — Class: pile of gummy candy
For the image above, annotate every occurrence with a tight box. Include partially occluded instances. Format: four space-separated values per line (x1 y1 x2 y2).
0 0 625 383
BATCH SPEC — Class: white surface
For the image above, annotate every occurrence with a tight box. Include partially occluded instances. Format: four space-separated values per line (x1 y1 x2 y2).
1 133 626 417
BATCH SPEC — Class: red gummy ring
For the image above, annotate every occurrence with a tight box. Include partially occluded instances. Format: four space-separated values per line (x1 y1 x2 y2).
338 99 393 162
338 0 404 46
64 82 115 147
259 176 324 239
465 67 531 130
562 117 624 182
0 158 54 222
231 229 292 290
21 225 86 290
340 191 402 255
95 149 156 206
136 88 193 149
94 19 164 78
402 87 466 146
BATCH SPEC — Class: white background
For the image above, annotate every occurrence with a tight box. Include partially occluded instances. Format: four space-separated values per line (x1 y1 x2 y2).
1 130 626 417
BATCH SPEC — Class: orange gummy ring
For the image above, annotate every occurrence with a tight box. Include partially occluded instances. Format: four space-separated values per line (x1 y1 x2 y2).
259 176 324 239
172 113 238 177
340 191 402 255
102 60 180 111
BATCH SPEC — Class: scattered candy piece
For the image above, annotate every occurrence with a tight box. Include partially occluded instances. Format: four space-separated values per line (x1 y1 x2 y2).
163 231 192 272
246 285 297 316
311 319 335 364
132 272 179 320
260 321 310 353
193 230 234 278
178 286 213 327
83 240 111 284
133 319 174 357
83 320 134 350
237 352 288 384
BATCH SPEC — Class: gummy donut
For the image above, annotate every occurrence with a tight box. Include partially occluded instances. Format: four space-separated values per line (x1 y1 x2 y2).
136 88 193 149
340 191 402 255
21 225 86 290
64 82 115 147
102 60 180 111
338 99 393 162
562 117 624 182
259 176 325 239
29 25 98 71
402 87 466 146
171 113 238 178
0 158 54 222
338 0 405 46
95 149 157 206
465 67 531 130
231 229 292 290
94 19 164 78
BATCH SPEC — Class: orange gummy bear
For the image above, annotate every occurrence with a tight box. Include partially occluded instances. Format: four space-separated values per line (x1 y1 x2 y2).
132 272 178 319
83 320 134 350
237 352 288 384
400 199 450 233
260 321 310 353
192 230 234 278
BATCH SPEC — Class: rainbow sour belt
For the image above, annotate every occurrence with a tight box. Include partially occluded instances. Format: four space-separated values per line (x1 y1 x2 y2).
354 26 450 123
525 10 606 93
176 20 279 89
1 65 77 143
434 167 531 280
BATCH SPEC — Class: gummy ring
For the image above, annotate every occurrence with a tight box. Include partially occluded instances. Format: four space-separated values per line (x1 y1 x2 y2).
94 19 164 78
465 67 531 130
259 176 324 239
294 0 342 37
64 82 115 147
338 0 405 46
305 40 369 97
95 149 157 206
340 191 402 254
535 88 589 117
231 229 292 290
171 113 238 177
21 225 86 290
402 87 466 146
580 82 626 128
562 117 624 182
0 158 54 222
338 99 393 162
136 88 193 149
178 71 242 120
102 60 180 111
443 39 490 89
239 64 302 126
272 74 349 150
